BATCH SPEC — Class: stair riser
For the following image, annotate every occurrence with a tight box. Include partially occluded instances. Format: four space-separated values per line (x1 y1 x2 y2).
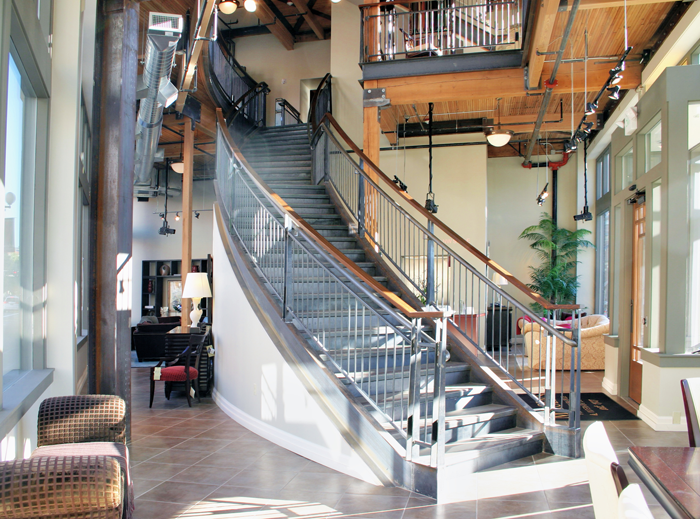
323 335 407 351
263 186 327 195
443 415 517 443
296 314 403 330
445 389 493 412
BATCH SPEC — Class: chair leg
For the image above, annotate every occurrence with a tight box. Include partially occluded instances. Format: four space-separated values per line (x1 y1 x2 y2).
196 377 201 403
165 382 172 400
149 375 155 408
185 379 192 407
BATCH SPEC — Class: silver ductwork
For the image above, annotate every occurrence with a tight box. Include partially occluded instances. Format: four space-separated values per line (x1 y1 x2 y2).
134 13 183 185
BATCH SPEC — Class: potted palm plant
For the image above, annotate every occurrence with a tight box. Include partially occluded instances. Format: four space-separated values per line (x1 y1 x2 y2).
519 212 593 315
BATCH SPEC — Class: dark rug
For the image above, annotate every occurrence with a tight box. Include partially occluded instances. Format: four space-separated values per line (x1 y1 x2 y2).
519 392 639 421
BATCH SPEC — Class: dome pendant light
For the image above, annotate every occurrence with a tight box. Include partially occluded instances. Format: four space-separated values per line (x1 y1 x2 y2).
486 98 513 147
244 0 257 12
219 0 238 14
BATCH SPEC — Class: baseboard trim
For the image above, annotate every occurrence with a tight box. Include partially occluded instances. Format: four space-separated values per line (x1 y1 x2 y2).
212 388 382 486
601 377 618 395
638 404 688 432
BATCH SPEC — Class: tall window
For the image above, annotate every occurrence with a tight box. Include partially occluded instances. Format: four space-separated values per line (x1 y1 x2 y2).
3 54 26 374
644 120 662 173
688 103 700 352
75 100 90 337
596 147 611 199
596 211 610 316
617 147 634 193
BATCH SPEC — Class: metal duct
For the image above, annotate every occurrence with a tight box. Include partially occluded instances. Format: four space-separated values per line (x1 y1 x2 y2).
134 13 183 184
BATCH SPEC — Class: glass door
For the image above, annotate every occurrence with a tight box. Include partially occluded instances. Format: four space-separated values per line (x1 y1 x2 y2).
630 199 646 404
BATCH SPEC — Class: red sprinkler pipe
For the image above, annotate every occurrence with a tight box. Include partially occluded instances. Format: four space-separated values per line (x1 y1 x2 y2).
520 152 569 170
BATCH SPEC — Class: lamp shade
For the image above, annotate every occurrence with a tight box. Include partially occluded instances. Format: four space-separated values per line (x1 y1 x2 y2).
486 129 513 147
182 272 212 299
219 0 238 14
171 162 184 174
492 272 509 286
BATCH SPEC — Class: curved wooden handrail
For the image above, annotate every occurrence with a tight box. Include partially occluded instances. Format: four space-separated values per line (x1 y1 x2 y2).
320 113 578 312
308 73 332 132
216 109 442 320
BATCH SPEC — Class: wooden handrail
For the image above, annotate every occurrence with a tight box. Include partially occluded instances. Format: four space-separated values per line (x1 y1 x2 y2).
359 0 516 8
320 113 579 312
216 109 442 320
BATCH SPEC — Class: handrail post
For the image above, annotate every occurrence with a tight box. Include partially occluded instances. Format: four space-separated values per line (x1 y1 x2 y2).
569 308 582 429
406 317 422 461
426 221 436 306
358 164 366 239
430 315 447 468
544 309 553 426
283 214 294 323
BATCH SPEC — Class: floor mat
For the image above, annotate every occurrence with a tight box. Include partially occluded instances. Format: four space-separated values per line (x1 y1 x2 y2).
519 392 639 421
131 350 158 368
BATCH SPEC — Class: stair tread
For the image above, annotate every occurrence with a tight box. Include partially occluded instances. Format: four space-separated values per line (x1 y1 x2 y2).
444 404 517 427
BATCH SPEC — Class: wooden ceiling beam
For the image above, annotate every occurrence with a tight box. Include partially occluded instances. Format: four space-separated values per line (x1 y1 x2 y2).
375 61 641 105
527 0 560 90
176 0 217 112
256 0 295 50
291 0 325 39
498 113 588 133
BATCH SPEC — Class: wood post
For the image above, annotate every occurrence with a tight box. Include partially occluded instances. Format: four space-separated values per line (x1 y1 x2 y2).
89 0 139 438
180 119 194 328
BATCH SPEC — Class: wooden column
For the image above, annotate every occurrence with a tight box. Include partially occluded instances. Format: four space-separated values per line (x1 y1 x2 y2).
89 0 138 434
180 119 194 328
363 93 380 241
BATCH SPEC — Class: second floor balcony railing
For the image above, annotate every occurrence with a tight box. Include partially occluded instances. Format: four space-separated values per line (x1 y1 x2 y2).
361 0 523 63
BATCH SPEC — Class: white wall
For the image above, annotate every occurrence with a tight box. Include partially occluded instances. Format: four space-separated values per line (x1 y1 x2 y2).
234 35 331 126
131 179 216 324
211 219 382 485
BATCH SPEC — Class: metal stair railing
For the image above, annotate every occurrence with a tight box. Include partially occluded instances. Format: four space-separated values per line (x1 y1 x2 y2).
207 38 258 111
360 0 523 63
215 108 450 467
311 113 583 431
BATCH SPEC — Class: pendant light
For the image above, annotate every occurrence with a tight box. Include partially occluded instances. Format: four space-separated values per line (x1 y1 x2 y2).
219 0 238 14
244 0 257 12
486 98 513 147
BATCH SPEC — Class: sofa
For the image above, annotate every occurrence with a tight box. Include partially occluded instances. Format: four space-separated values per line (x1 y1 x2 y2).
522 314 610 370
132 318 180 361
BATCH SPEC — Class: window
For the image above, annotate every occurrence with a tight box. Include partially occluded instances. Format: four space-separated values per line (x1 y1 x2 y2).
596 147 610 199
3 53 26 374
616 147 634 193
644 121 662 172
689 144 700 352
596 210 610 316
75 100 90 337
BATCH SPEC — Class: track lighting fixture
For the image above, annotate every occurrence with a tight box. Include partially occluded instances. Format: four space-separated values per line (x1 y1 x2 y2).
392 175 408 191
585 102 598 115
159 213 165 220
175 212 180 221
244 0 256 12
195 211 201 219
582 121 594 134
536 183 549 206
219 0 238 14
608 85 621 100
609 67 623 85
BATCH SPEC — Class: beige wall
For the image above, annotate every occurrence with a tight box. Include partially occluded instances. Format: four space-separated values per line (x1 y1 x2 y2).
486 155 583 308
331 0 363 144
234 35 330 126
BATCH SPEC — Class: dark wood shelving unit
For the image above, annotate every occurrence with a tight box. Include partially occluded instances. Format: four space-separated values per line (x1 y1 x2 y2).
141 256 212 322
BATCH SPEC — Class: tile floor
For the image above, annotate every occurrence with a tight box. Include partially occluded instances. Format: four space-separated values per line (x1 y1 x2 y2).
131 367 684 518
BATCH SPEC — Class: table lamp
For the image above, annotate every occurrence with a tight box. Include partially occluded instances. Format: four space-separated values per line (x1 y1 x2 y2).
182 272 212 328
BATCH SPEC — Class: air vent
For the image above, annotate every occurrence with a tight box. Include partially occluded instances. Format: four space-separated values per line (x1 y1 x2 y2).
148 12 183 35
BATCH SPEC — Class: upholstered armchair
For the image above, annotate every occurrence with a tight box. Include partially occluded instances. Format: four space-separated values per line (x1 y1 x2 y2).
0 395 133 519
523 314 610 370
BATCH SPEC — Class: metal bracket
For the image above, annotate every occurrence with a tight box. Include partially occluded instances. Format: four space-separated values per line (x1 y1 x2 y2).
558 0 568 12
363 88 390 108
544 78 559 89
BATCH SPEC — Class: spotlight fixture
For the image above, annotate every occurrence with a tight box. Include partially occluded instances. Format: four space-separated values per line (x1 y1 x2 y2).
244 0 256 12
392 175 408 192
175 212 180 221
159 213 165 220
608 85 621 100
585 102 598 115
194 211 201 219
582 121 594 134
485 98 513 147
564 142 573 154
573 206 593 221
609 67 623 85
219 0 238 14
536 183 549 206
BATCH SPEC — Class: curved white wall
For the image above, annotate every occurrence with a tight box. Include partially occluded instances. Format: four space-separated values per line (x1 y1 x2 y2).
211 218 382 485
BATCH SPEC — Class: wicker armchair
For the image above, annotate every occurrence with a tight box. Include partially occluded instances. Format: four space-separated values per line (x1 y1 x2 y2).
0 395 134 519
0 456 123 519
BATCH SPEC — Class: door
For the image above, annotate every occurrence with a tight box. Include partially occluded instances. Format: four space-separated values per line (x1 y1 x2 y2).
630 199 646 403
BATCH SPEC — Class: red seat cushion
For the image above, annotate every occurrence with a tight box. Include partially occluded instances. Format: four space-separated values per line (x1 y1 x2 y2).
159 366 198 382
